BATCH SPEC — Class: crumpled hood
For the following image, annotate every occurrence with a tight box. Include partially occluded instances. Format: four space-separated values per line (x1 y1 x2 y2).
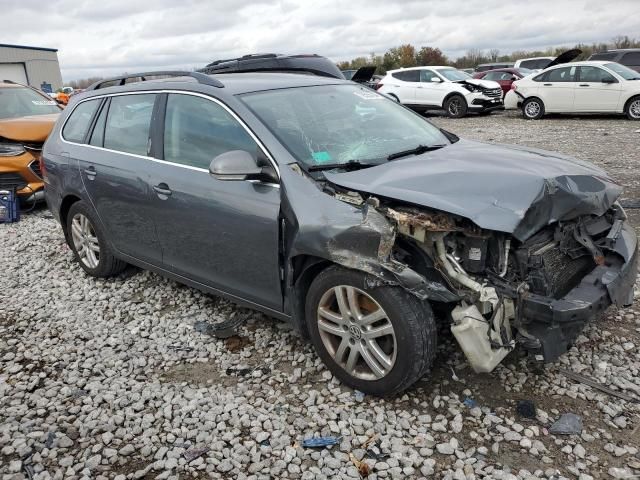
324 139 622 241
457 78 501 89
0 113 59 142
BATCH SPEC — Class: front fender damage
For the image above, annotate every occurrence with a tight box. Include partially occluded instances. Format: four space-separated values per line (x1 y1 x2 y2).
278 165 457 334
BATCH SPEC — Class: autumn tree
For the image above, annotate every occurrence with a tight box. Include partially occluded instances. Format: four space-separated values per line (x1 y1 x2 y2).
416 47 448 66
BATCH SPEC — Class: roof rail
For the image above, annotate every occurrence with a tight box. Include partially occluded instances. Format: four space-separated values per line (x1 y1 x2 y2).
86 71 224 91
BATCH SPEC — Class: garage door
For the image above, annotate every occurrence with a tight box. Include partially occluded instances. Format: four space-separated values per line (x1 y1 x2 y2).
0 63 28 84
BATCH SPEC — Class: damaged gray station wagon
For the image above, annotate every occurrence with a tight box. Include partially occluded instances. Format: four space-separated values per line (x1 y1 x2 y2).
43 70 638 395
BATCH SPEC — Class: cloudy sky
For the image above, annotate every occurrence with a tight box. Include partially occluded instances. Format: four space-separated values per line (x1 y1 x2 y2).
4 0 640 81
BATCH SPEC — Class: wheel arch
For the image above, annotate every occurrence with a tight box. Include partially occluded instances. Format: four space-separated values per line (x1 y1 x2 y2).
59 194 82 243
624 94 640 114
442 91 467 109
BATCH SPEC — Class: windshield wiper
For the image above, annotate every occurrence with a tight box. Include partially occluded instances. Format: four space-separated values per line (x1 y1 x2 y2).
387 144 446 161
307 160 378 172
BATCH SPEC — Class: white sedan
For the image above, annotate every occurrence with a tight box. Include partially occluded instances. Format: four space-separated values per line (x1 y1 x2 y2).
504 61 640 120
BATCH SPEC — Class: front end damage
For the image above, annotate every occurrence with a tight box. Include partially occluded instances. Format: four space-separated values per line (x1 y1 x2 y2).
382 201 637 371
282 162 637 372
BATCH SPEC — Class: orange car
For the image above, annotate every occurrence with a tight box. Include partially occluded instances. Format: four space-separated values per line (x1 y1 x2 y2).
0 81 61 202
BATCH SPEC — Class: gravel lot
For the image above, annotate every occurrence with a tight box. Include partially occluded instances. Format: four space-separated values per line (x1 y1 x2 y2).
1 111 639 480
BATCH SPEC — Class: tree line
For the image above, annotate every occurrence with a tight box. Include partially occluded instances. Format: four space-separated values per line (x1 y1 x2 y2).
66 35 639 86
337 35 640 73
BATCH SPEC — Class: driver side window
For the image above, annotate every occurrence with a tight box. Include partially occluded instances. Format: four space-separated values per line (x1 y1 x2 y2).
163 94 258 169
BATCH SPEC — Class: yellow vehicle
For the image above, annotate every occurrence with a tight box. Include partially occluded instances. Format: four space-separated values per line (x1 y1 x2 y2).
0 81 61 202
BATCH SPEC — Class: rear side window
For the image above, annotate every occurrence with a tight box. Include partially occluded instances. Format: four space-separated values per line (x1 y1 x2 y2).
62 99 100 143
519 59 551 70
621 52 640 66
163 94 257 169
546 66 577 82
590 52 618 61
391 70 420 82
103 94 156 156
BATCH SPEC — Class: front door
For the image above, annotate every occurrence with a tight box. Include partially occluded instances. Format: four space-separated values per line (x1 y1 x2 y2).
71 93 162 265
574 66 623 112
147 93 282 310
416 69 448 106
537 65 578 112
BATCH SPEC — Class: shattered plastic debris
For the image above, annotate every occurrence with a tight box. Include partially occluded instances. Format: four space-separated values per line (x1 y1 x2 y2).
549 413 583 435
463 397 478 408
193 314 249 339
302 437 340 448
354 390 365 402
225 366 270 377
516 400 537 418
183 447 210 462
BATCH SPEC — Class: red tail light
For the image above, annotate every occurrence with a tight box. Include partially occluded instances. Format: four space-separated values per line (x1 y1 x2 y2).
374 83 383 91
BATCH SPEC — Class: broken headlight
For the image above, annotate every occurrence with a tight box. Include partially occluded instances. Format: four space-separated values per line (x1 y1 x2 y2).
0 142 26 157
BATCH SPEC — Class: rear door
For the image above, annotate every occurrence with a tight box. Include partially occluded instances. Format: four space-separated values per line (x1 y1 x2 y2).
71 93 163 265
537 66 578 112
574 66 622 112
389 71 419 104
146 92 282 310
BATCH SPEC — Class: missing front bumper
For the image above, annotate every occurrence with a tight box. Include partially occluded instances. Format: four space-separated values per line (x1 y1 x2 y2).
519 223 638 361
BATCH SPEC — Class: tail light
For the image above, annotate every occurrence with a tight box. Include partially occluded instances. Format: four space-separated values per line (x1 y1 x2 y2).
374 83 383 91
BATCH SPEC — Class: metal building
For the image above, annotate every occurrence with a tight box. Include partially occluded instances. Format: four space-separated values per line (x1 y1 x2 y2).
0 43 63 93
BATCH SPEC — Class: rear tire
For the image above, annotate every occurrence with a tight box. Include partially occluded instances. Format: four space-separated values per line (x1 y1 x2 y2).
625 96 640 120
66 201 127 278
305 266 437 396
522 97 545 120
444 95 468 118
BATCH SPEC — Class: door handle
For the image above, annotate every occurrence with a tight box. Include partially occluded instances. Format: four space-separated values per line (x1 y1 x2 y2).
543 83 552 86
153 183 172 197
579 84 589 87
84 166 97 179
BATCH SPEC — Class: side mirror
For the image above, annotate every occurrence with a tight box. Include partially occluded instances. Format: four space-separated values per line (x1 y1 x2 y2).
430 77 442 83
209 150 276 182
511 76 518 81
601 77 616 84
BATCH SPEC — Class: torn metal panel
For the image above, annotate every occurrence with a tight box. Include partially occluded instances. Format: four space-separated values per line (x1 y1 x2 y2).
324 139 622 242
279 165 457 305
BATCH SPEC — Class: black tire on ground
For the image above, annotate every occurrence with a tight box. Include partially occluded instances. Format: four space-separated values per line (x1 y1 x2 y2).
305 265 437 396
66 201 127 278
444 95 468 118
625 95 640 120
522 97 545 120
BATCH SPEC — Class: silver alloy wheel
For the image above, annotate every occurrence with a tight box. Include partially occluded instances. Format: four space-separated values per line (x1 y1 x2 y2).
629 99 640 119
317 285 397 381
525 100 541 118
70 213 100 269
448 98 461 116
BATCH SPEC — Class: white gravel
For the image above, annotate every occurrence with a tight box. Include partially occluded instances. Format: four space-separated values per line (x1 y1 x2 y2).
1 113 640 479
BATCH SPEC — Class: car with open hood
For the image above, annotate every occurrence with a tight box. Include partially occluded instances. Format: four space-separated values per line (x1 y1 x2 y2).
377 66 504 117
0 81 61 202
42 70 637 395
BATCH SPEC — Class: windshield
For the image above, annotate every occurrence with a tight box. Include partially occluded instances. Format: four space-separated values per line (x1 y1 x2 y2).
604 62 640 80
438 69 471 81
240 84 449 168
516 68 533 75
0 87 61 120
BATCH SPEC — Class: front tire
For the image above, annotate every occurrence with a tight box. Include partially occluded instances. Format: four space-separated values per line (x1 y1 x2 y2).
522 97 545 120
305 266 437 395
625 96 640 120
66 201 127 277
444 95 468 118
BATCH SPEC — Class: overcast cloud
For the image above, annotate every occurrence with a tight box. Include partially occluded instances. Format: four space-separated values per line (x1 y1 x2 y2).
2 0 639 81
